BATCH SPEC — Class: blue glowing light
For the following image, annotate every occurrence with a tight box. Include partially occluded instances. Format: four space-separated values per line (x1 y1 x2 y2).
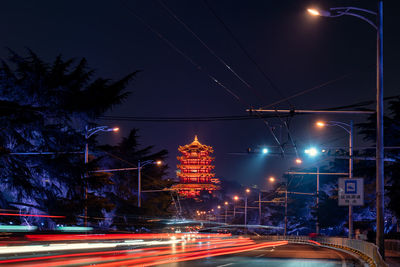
262 148 269 154
304 147 318 157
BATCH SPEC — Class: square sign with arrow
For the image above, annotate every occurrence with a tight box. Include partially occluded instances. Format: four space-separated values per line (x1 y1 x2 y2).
338 178 364 206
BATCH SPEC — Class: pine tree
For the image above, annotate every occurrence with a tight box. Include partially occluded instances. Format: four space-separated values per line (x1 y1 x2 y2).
0 49 137 226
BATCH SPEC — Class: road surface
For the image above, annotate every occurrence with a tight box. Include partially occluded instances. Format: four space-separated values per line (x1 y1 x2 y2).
162 243 363 267
0 233 364 266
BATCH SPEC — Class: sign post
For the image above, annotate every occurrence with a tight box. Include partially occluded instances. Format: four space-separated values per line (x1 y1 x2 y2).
338 178 364 206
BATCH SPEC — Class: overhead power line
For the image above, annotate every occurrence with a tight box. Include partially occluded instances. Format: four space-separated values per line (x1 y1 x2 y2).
98 114 287 122
157 0 267 102
202 0 291 106
119 0 286 155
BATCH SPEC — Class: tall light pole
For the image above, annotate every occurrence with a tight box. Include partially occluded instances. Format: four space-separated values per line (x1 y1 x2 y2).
245 188 250 231
84 126 119 227
317 120 354 238
233 195 239 218
304 147 320 234
138 160 162 207
224 201 229 224
308 2 384 256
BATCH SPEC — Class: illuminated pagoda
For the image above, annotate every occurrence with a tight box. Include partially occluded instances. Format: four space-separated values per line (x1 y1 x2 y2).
172 135 220 198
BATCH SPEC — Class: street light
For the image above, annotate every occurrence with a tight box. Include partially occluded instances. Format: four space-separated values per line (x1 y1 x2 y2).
84 125 119 227
307 1 384 254
316 120 354 238
304 147 318 157
307 8 330 17
269 176 275 183
245 189 250 229
295 158 303 164
303 146 321 234
224 201 229 224
262 148 269 154
137 160 163 208
233 196 239 217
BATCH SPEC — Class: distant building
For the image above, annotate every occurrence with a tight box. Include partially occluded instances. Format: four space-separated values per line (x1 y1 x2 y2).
171 135 220 198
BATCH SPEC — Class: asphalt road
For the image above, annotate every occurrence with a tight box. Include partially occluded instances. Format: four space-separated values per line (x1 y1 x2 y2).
0 234 365 266
161 244 364 267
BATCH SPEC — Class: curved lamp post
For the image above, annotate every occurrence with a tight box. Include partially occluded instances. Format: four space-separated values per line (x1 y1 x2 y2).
308 2 384 256
137 160 162 207
317 120 353 238
84 126 119 227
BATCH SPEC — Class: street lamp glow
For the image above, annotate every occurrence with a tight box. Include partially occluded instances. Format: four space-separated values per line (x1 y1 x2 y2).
233 195 239 201
262 148 269 154
307 8 321 16
295 158 302 164
155 160 162 165
269 176 275 183
217 205 221 209
224 201 228 205
112 127 120 132
316 121 326 127
245 188 250 193
305 147 318 157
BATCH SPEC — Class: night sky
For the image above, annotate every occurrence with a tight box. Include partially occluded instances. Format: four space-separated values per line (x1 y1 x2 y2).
2 1 399 189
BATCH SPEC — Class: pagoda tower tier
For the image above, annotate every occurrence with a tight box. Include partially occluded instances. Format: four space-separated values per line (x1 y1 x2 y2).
171 135 220 198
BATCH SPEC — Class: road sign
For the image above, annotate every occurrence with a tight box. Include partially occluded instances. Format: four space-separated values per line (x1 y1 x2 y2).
338 178 364 206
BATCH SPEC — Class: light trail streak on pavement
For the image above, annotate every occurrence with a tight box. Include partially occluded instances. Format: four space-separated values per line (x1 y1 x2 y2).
0 234 287 266
0 234 364 266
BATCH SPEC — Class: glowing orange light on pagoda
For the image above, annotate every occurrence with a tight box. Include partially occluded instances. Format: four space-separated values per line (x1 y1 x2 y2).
172 135 220 198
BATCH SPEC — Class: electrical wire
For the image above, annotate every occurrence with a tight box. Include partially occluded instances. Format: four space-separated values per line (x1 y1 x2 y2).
156 1 298 157
98 114 286 122
157 0 266 102
119 0 286 155
202 0 291 106
260 64 375 109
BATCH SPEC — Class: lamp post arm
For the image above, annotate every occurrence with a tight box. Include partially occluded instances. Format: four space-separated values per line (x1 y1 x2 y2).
327 122 351 134
330 7 377 16
335 11 377 30
140 160 156 168
86 126 113 139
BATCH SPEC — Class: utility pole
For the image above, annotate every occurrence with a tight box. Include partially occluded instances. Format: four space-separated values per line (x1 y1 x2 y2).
258 192 262 225
277 190 319 236
244 195 248 229
284 190 288 236
376 0 385 258
225 206 228 224
349 120 354 239
316 166 320 235
138 160 142 207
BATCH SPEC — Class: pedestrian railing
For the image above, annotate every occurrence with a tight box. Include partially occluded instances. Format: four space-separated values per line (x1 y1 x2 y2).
254 235 387 267
385 239 400 255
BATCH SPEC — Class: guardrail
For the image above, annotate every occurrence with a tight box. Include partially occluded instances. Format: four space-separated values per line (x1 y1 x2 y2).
385 239 400 255
254 235 387 267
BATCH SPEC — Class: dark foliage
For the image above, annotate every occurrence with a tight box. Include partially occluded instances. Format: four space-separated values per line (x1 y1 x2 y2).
0 49 137 226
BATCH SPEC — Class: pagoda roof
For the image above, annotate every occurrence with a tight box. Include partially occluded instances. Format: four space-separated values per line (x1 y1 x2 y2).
177 172 215 178
178 135 214 153
177 165 215 169
177 156 214 161
171 183 220 190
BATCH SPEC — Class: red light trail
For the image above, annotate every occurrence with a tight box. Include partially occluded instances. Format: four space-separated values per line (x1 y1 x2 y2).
0 213 65 218
0 236 288 267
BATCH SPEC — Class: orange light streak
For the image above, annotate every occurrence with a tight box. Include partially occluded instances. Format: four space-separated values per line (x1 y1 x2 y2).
144 241 289 266
25 233 231 241
7 238 253 267
80 241 288 267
